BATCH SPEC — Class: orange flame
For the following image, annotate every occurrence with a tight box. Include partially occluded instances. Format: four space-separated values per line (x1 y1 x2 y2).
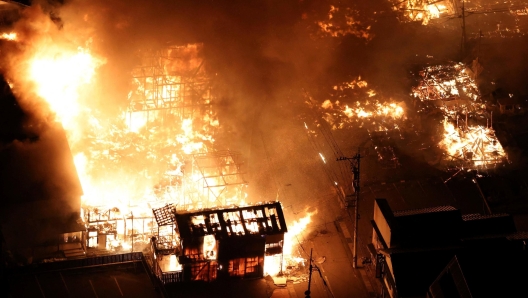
28 47 105 128
264 209 317 276
439 118 507 166
1 32 17 40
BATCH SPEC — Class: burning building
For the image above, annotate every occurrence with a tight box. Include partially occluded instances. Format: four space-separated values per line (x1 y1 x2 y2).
391 0 456 25
77 42 252 255
0 0 255 265
147 202 287 283
412 62 507 168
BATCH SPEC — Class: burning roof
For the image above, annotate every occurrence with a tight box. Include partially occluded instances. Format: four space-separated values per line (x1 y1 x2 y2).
173 201 287 240
391 0 456 25
412 61 507 167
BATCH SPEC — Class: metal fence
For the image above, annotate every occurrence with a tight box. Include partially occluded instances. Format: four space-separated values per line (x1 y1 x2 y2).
8 252 144 275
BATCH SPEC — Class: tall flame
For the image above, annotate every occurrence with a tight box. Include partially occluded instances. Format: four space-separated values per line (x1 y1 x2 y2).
28 47 104 128
264 210 317 276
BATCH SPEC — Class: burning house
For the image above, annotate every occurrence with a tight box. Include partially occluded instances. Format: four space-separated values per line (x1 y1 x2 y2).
148 202 287 283
391 0 457 25
76 43 251 255
0 0 254 263
412 62 507 168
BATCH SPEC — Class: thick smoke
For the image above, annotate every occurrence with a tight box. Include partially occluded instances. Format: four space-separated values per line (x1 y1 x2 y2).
2 0 522 258
1 1 463 144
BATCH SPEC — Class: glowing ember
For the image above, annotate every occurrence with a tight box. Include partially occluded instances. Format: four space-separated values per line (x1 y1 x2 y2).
307 77 406 132
439 118 507 166
321 99 405 130
412 62 480 104
411 62 508 168
391 0 453 25
317 5 371 40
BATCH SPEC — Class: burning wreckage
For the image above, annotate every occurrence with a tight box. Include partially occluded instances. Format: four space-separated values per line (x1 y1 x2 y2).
390 0 456 25
312 78 406 169
0 14 300 283
148 202 287 283
412 62 507 167
312 61 507 171
76 45 296 282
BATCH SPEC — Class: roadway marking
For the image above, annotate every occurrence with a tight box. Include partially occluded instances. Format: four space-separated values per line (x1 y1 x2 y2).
89 280 99 298
34 275 46 298
60 272 70 296
114 276 124 296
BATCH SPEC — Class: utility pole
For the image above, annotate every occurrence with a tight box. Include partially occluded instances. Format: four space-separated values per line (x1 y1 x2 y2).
305 248 313 298
337 148 361 268
461 0 467 58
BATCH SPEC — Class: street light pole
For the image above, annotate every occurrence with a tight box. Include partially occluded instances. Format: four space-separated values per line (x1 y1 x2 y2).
337 148 361 268
461 0 467 57
305 248 313 298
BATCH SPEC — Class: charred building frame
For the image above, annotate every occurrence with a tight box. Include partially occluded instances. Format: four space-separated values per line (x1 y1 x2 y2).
148 202 288 283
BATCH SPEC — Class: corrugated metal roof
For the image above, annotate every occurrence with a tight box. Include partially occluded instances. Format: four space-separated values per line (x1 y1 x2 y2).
462 213 509 221
506 231 528 240
393 205 457 217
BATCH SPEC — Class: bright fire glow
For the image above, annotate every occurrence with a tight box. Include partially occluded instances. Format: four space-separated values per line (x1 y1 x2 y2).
3 6 248 253
264 210 317 276
322 99 405 131
391 0 451 25
412 62 507 168
316 77 406 132
28 47 104 128
1 32 17 40
439 118 507 166
317 5 371 40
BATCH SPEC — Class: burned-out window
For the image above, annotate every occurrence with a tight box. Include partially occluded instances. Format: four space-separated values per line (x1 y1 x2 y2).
229 258 246 277
203 235 217 260
223 211 245 236
242 209 259 234
184 246 202 261
245 257 259 274
208 213 221 232
190 261 217 281
265 207 282 232
190 215 208 236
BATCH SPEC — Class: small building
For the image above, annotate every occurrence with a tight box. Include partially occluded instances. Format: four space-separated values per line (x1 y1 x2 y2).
149 202 287 284
369 198 524 298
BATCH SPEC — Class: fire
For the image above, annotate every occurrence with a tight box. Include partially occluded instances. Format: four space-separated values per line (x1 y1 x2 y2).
1 32 17 40
333 77 368 91
311 77 406 132
28 46 104 128
439 118 507 166
391 0 453 25
322 99 405 130
1 5 250 255
264 209 317 277
316 5 371 40
412 62 507 168
412 63 480 106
